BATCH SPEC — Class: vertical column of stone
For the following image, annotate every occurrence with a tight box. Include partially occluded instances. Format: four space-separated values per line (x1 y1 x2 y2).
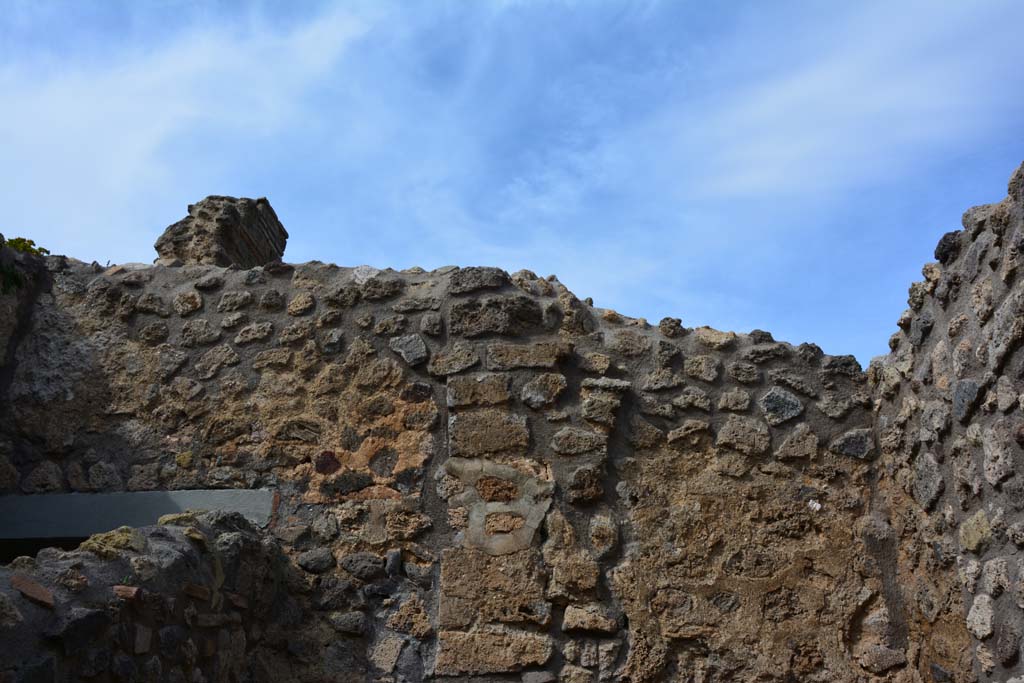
872 163 1024 681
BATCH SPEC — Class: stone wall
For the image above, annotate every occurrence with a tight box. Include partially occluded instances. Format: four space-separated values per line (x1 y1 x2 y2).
870 162 1024 682
0 511 305 682
0 165 1021 681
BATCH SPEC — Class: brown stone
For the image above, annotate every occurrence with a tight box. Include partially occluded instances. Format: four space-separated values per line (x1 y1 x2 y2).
385 594 432 639
113 585 141 601
10 574 54 608
439 547 550 629
447 373 512 407
428 341 480 376
435 628 553 674
562 604 618 633
551 427 607 456
154 196 288 268
449 409 529 456
486 342 568 370
475 476 519 502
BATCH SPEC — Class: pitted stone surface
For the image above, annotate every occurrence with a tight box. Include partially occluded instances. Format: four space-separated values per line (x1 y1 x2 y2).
154 196 288 268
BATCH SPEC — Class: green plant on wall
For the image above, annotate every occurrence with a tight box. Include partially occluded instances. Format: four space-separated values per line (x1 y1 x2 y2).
6 237 50 256
0 263 22 294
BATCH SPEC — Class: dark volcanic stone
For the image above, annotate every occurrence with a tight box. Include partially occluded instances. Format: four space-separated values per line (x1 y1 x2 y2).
934 230 962 264
340 552 385 581
298 548 336 574
52 607 112 654
758 387 804 426
829 429 875 460
953 379 981 423
449 267 510 294
158 625 188 660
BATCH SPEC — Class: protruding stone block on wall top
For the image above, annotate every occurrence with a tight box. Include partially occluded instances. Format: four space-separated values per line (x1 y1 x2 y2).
154 195 288 268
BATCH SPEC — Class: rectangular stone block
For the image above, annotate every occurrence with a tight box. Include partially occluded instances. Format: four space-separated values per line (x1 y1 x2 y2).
446 374 512 407
486 342 568 370
439 547 550 629
434 628 553 675
449 409 529 456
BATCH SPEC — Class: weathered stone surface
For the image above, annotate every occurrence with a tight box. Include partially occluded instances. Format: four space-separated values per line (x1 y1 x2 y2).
551 427 607 456
449 409 529 456
758 386 803 425
450 295 543 337
968 594 995 639
435 628 553 674
521 373 567 408
449 266 510 294
439 548 549 629
960 509 992 553
428 341 479 375
389 334 429 366
486 342 567 370
154 196 288 268
715 415 770 455
684 354 720 382
447 373 511 407
774 423 818 460
562 604 618 633
297 548 335 573
828 428 874 460
912 451 944 510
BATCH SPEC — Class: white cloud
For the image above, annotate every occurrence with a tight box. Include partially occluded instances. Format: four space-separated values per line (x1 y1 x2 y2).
0 5 369 262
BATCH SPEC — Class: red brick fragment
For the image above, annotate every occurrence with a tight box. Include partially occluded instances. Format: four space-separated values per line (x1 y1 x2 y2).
113 585 141 601
10 574 54 609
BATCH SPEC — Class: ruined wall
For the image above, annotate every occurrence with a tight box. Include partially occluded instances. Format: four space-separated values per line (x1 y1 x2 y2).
0 164 1021 682
0 511 301 683
870 162 1024 682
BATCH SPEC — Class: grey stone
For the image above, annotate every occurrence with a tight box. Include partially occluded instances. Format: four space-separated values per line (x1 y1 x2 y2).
551 427 607 456
340 552 385 580
420 311 444 336
521 373 567 409
389 334 429 366
966 593 994 639
982 420 1015 486
829 429 875 460
51 608 111 655
328 611 366 635
758 387 803 425
297 548 336 574
181 318 221 347
217 291 254 312
449 295 543 337
952 379 981 423
194 273 224 290
911 452 943 510
715 415 770 455
934 230 961 264
449 266 510 294
158 624 189 659
234 321 273 345
727 361 760 384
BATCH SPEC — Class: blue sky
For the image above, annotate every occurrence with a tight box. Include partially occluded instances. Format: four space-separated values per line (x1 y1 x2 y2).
2 1 1023 364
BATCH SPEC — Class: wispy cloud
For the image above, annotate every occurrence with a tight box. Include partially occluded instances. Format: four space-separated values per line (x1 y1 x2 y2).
0 0 1021 363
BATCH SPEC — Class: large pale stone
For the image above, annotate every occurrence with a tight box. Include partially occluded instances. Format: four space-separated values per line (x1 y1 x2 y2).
435 628 553 674
154 196 287 268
